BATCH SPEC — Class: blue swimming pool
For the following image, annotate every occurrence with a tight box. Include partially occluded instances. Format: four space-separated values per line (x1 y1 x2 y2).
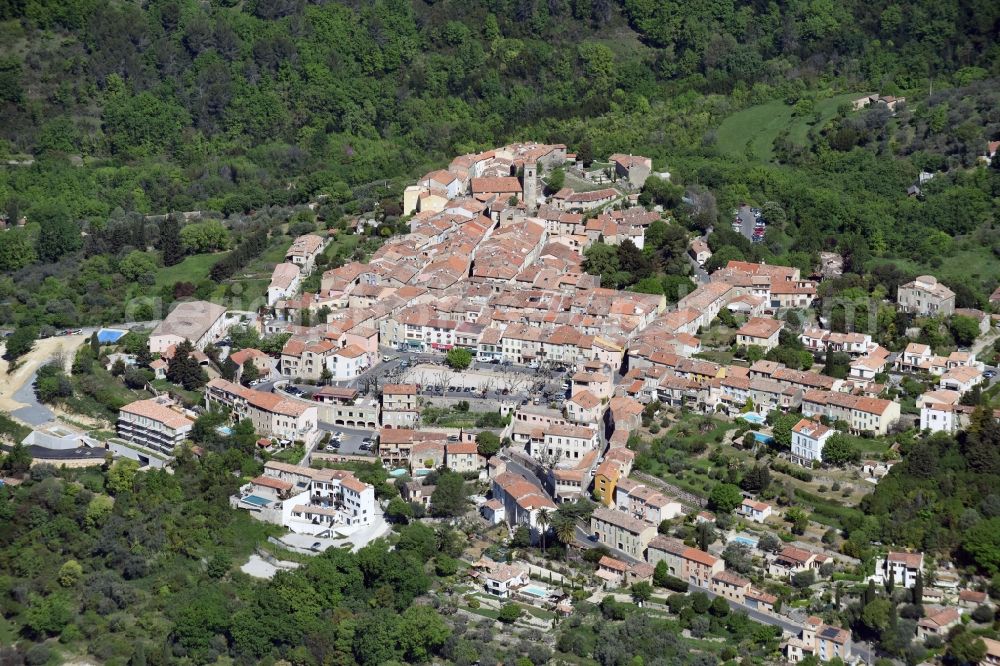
521 585 550 598
242 495 271 507
740 412 766 425
389 468 408 477
753 432 775 445
97 328 128 343
730 535 759 548
216 426 233 436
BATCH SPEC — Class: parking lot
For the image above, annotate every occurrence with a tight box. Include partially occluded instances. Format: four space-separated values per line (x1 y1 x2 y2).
315 424 376 456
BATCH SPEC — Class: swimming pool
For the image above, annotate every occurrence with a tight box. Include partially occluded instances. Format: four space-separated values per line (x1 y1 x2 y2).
730 535 758 548
241 495 271 507
521 585 550 598
753 432 775 445
217 426 233 436
97 328 128 343
740 412 766 425
389 468 408 477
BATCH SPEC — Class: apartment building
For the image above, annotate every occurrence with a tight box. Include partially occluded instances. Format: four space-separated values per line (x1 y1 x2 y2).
590 506 657 558
149 300 227 353
898 275 955 316
736 317 783 351
117 397 194 456
446 441 484 473
801 390 900 435
646 535 723 587
381 383 419 427
711 571 752 603
534 424 600 463
614 477 683 525
204 379 318 443
784 616 852 663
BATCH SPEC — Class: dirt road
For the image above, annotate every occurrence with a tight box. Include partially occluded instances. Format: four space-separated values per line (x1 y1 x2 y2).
0 334 87 418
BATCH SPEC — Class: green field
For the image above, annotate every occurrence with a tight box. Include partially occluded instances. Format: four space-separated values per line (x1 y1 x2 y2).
872 244 1000 287
715 93 865 161
152 252 225 290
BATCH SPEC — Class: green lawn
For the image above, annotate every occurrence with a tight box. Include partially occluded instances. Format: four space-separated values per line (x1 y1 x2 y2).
152 252 225 290
715 93 864 161
150 380 203 407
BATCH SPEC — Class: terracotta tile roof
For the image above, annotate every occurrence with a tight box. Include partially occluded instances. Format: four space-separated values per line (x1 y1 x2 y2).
471 176 522 194
120 398 194 430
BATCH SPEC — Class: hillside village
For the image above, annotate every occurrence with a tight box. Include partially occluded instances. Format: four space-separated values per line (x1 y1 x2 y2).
6 141 1000 665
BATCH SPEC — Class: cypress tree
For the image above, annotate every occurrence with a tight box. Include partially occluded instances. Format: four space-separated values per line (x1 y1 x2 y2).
160 214 184 267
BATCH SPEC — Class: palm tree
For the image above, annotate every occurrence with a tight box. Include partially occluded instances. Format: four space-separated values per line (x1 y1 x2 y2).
536 508 551 554
554 517 577 562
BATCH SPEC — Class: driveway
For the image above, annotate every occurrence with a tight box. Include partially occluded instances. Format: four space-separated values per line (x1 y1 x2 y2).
11 370 54 426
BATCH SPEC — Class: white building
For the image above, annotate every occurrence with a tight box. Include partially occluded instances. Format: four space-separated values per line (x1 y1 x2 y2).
870 551 924 589
267 262 302 306
790 418 834 466
149 300 228 353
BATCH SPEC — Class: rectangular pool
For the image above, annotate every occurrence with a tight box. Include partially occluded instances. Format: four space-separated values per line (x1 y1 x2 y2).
730 535 758 548
740 412 766 425
241 495 271 507
521 585 550 598
97 328 128 343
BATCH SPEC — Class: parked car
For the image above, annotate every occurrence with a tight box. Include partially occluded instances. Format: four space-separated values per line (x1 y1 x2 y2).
985 370 996 379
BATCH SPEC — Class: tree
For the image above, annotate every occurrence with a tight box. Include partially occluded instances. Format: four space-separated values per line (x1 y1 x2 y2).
511 524 532 547
758 533 781 553
545 167 565 194
57 560 82 587
963 517 1000 575
397 605 451 662
708 483 742 513
630 581 653 605
180 220 230 253
3 325 37 362
476 431 501 458
950 315 981 347
385 496 413 524
740 464 771 493
498 603 522 624
537 508 551 553
23 593 72 637
35 203 81 262
118 250 158 282
429 470 468 517
1 442 32 475
160 214 184 266
709 595 730 616
792 569 816 589
106 459 139 495
221 356 238 381
722 542 753 573
947 628 986 665
445 347 472 371
822 434 861 465
0 229 36 271
240 358 260 386
167 340 207 390
770 412 801 449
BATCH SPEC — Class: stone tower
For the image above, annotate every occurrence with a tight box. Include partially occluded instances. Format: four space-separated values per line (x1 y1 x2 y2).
522 160 538 211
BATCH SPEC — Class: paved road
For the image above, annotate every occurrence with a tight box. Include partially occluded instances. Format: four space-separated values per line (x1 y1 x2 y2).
11 370 54 425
